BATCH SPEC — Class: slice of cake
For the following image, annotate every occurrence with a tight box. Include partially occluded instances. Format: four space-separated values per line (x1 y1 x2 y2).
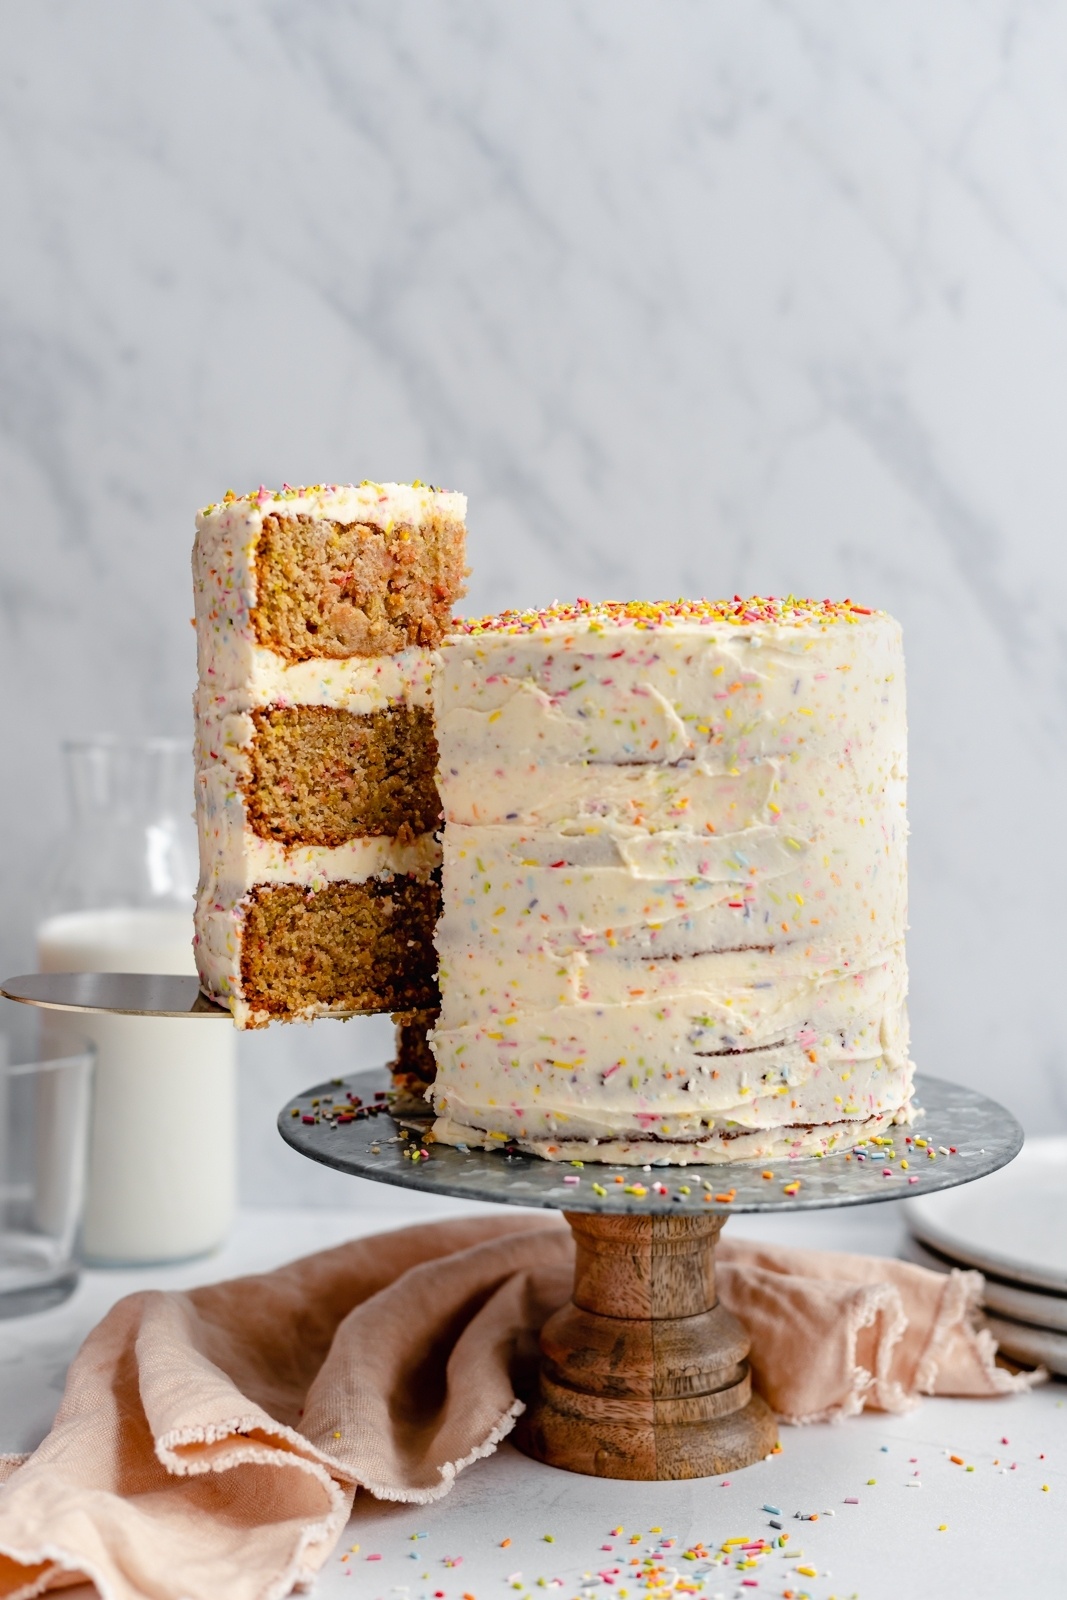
192 482 466 1027
429 596 911 1163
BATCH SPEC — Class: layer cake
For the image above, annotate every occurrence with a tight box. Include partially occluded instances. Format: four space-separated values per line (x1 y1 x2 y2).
430 597 910 1163
193 482 466 1027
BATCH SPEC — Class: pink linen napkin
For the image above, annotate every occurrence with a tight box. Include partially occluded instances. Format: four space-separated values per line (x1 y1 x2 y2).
0 1214 1036 1600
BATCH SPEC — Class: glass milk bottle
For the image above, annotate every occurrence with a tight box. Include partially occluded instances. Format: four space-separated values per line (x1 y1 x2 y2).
37 737 236 1264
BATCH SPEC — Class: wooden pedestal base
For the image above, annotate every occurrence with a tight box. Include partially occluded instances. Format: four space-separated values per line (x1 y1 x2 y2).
517 1211 778 1480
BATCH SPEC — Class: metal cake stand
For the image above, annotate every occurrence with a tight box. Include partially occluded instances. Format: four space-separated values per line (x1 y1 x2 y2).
279 1065 1023 1482
1 974 1025 1481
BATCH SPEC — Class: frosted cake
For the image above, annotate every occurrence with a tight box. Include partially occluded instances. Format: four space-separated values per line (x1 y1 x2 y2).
429 597 911 1163
192 482 466 1027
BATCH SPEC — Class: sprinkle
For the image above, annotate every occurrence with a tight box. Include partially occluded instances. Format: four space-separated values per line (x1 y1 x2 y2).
949 1454 964 1466
782 1180 801 1196
543 1535 555 1543
763 1505 781 1515
455 596 880 637
843 1498 859 1505
500 1539 512 1548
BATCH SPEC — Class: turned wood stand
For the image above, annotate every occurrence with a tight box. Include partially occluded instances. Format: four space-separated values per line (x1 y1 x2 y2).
517 1211 776 1478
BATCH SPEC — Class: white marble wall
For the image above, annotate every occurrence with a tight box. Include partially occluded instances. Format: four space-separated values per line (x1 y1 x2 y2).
2 1 1066 1203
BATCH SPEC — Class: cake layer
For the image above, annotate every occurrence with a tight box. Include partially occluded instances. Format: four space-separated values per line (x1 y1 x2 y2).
194 826 440 1025
244 704 440 846
238 876 441 1023
195 483 467 670
252 506 465 660
430 597 911 1163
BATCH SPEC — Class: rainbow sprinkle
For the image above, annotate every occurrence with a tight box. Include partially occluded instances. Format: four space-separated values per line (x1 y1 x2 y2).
453 595 878 636
198 480 446 516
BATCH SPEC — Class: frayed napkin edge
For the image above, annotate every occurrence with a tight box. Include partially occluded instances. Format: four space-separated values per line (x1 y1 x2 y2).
357 1398 526 1505
0 1537 110 1600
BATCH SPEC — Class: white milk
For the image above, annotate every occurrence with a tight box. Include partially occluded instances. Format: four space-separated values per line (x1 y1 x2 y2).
37 908 236 1264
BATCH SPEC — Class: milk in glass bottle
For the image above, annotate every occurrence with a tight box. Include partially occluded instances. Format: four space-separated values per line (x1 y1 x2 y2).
37 737 236 1263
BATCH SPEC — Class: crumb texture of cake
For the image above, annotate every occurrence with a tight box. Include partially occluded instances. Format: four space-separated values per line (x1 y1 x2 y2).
429 597 911 1164
244 704 440 845
252 503 465 659
192 483 466 1025
239 878 441 1019
388 1008 439 1111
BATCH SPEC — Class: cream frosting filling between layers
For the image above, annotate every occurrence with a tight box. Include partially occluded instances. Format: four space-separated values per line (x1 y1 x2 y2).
430 604 910 1161
192 485 461 1020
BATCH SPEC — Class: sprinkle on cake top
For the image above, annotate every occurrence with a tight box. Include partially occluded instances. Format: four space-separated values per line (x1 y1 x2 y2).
454 596 878 635
198 481 448 517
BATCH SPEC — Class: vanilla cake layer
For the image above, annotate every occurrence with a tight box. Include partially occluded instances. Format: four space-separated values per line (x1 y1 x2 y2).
238 878 441 1021
193 483 466 1026
244 704 440 845
429 597 910 1163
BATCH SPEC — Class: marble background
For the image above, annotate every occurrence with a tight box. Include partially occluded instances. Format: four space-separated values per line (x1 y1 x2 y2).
2 1 1066 1204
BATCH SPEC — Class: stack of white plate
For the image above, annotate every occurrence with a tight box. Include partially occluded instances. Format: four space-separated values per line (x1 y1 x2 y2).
903 1136 1067 1376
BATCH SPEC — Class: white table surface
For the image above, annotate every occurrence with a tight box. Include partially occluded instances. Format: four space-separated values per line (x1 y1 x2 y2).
0 1189 1062 1600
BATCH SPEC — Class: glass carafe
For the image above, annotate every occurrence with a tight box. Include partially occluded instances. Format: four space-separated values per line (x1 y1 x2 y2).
37 738 236 1264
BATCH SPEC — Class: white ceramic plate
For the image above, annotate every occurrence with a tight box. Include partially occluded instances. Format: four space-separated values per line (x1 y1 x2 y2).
903 1136 1067 1292
900 1235 1067 1333
983 1314 1067 1377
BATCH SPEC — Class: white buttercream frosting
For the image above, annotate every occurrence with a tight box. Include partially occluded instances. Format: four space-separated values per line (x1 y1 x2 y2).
430 598 911 1163
192 483 460 1023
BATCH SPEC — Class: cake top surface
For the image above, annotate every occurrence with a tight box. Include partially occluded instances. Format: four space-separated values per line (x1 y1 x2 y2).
198 481 464 522
452 595 882 637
